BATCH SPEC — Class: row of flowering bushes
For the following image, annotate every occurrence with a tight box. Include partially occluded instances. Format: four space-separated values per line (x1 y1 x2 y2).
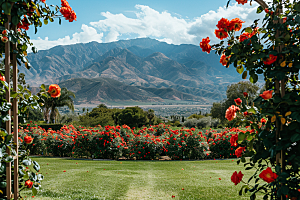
18 123 255 160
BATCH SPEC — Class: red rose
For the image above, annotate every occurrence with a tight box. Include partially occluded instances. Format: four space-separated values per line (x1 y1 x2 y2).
17 19 30 30
230 134 238 147
1 36 8 43
0 74 5 82
24 136 33 144
228 18 245 31
1 30 7 35
283 17 287 23
225 105 240 121
236 0 248 5
260 90 273 100
220 54 231 67
48 84 61 98
25 180 33 188
200 37 212 54
216 18 230 30
260 118 267 123
259 167 278 183
215 29 228 40
243 92 248 97
239 32 250 43
231 171 244 185
235 147 246 158
264 8 269 13
234 98 242 106
60 0 77 22
263 54 277 65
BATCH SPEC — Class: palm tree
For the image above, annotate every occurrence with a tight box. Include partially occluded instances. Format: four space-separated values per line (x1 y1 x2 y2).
42 87 75 123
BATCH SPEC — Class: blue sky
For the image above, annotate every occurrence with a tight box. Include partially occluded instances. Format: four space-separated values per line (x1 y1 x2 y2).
29 0 265 51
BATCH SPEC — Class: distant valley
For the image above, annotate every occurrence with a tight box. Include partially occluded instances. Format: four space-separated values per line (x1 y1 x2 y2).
21 38 242 105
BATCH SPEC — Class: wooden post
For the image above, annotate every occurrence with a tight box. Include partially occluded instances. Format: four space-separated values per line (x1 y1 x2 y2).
12 24 18 200
5 15 12 200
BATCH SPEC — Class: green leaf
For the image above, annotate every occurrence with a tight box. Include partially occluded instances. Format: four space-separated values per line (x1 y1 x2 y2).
245 27 253 33
242 71 247 79
4 156 14 163
5 135 13 144
32 47 37 53
291 134 300 142
22 159 31 166
249 74 258 83
239 185 248 196
294 3 300 12
284 34 291 41
247 134 253 141
236 65 244 74
32 187 37 196
40 84 46 90
0 130 7 137
0 182 6 188
250 193 256 200
241 157 246 163
0 165 5 174
248 108 256 114
18 85 24 91
2 2 12 15
238 133 246 142
256 6 263 13
278 185 289 195
33 161 40 172
23 173 29 180
12 16 19 25
44 19 48 25
288 122 298 130
232 45 239 54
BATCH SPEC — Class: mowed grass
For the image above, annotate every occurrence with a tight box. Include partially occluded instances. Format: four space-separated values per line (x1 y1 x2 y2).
21 157 257 200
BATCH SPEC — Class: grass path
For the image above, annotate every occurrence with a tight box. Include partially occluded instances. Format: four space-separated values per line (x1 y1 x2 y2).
21 157 258 200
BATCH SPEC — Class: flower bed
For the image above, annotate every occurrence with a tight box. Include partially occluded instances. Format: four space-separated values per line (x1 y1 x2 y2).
19 123 255 160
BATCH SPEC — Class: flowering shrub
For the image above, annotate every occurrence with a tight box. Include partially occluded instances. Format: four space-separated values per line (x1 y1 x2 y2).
18 123 252 161
199 0 300 198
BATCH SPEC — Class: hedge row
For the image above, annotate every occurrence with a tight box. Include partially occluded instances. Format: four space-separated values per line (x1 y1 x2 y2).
18 123 249 160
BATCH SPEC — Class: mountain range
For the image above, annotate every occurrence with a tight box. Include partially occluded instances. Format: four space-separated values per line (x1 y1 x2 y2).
20 38 242 104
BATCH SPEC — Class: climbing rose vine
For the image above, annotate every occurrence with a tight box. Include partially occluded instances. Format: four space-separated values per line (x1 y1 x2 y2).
0 0 75 198
200 0 300 199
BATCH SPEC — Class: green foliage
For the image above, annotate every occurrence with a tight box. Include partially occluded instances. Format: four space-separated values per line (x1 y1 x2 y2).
26 107 44 122
183 117 219 128
58 113 79 124
211 81 260 122
116 107 148 128
187 114 205 119
78 106 118 127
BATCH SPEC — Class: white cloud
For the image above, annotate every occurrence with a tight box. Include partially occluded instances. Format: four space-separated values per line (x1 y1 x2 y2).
31 24 103 51
90 3 264 45
91 5 195 44
31 2 266 50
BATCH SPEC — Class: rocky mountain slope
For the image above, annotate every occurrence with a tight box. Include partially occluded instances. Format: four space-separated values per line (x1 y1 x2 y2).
21 38 241 103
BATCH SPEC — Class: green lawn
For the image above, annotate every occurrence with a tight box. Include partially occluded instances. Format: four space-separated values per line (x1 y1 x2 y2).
22 157 256 200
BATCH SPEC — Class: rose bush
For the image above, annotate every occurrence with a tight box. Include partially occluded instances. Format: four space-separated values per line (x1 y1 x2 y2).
18 123 252 161
200 0 300 198
0 0 76 198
